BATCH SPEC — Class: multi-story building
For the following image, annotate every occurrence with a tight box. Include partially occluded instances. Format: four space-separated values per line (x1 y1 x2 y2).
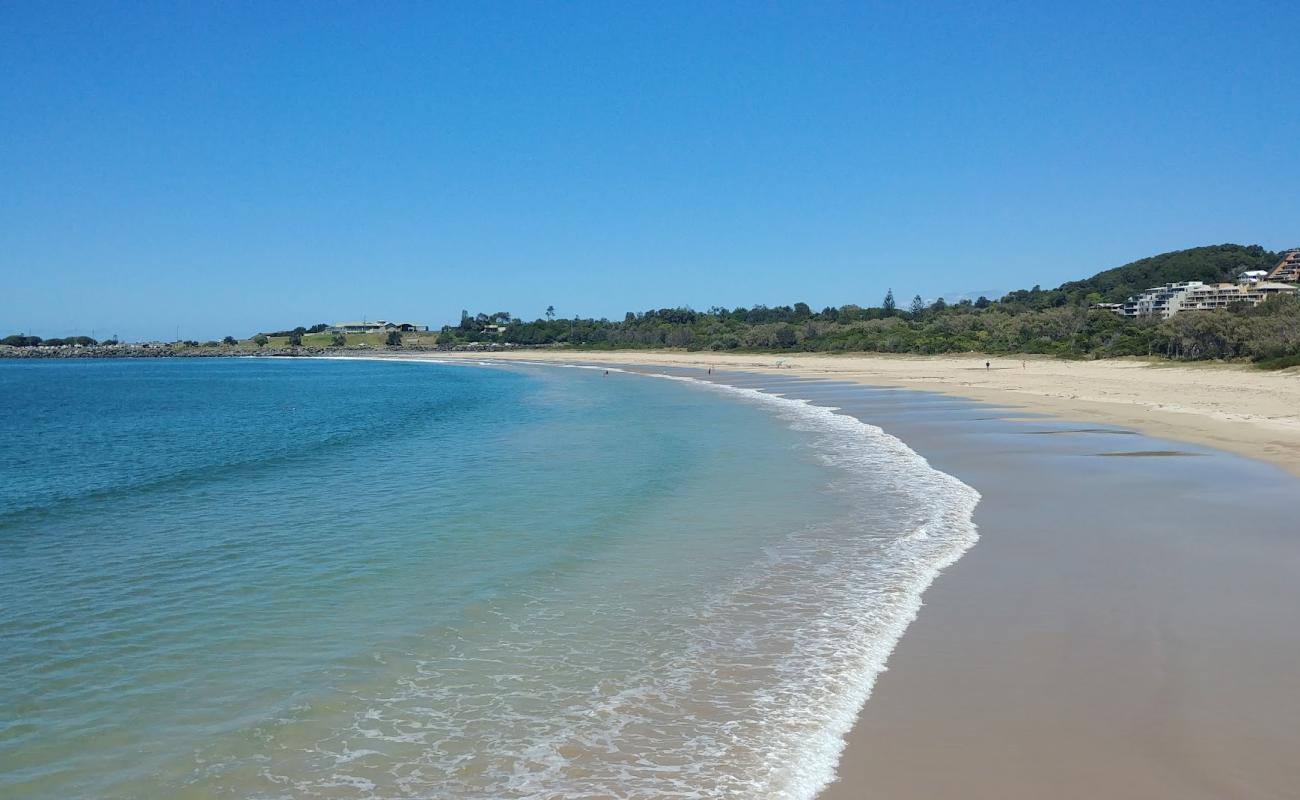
1117 278 1297 318
1119 282 1204 318
1266 249 1300 284
1178 281 1297 312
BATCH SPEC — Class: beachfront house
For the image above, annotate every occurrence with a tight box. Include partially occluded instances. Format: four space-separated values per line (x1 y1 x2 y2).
327 320 429 334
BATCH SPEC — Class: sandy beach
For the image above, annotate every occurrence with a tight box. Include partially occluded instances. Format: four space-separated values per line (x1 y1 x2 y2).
407 351 1300 798
423 350 1300 478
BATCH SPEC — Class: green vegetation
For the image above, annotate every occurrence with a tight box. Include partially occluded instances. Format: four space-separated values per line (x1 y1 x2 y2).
260 323 329 338
434 244 1300 364
6 244 1295 366
1032 244 1280 307
2 334 97 347
235 330 433 349
1255 354 1300 371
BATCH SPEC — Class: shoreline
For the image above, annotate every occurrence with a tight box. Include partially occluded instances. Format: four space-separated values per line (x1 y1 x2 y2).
744 377 1300 799
592 362 1300 798
15 354 1297 796
394 350 1300 479
376 352 1300 796
13 346 1300 481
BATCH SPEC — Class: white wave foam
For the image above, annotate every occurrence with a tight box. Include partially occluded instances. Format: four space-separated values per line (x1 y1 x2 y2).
627 369 981 799
429 360 978 798
246 356 980 799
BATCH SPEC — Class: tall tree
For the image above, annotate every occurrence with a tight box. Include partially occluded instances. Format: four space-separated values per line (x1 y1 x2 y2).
546 305 556 321
910 295 925 317
882 289 896 315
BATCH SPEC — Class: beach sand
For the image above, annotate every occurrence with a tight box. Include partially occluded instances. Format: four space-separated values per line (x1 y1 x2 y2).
732 376 1300 799
419 350 1300 478
388 351 1300 797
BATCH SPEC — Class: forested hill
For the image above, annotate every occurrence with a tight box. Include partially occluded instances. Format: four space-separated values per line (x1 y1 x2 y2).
434 242 1300 363
1001 244 1281 308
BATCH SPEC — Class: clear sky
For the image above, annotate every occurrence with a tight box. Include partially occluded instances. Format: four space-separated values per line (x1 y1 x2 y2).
2 1 1297 341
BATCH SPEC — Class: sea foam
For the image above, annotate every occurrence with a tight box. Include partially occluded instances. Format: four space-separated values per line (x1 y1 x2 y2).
593 366 981 798
374 359 981 798
169 357 980 799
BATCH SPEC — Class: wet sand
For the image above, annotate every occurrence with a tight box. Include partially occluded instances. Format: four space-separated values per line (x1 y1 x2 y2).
716 374 1300 799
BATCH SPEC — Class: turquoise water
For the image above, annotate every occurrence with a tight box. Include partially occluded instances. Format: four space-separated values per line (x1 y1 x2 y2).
0 358 978 799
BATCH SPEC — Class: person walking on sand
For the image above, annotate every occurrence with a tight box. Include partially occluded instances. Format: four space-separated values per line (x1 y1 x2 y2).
985 361 990 370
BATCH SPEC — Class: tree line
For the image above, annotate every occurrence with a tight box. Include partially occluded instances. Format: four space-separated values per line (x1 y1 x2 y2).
1 335 106 348
435 244 1300 363
1 335 248 348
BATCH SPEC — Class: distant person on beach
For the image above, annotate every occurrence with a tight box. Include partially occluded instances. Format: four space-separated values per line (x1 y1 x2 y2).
986 361 990 370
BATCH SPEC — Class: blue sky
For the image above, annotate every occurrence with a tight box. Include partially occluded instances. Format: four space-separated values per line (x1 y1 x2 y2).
3 1 1297 341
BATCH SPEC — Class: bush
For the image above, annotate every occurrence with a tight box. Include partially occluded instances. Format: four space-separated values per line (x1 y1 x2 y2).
1255 354 1300 371
2 335 43 347
385 330 402 346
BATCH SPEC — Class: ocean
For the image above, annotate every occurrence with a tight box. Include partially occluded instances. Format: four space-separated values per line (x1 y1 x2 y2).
0 357 978 799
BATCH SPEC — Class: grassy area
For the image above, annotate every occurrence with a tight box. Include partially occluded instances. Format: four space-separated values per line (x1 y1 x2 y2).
232 331 441 350
1254 354 1300 371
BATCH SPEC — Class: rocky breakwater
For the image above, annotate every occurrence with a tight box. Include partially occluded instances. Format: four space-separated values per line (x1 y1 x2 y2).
0 345 326 359
0 344 462 359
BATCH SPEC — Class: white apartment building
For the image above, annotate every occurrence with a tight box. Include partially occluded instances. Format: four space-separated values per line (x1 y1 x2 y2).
1178 281 1296 311
1119 282 1203 318
1118 279 1297 318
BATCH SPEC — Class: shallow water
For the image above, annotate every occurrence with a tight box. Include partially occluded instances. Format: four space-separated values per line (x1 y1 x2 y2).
0 358 977 799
